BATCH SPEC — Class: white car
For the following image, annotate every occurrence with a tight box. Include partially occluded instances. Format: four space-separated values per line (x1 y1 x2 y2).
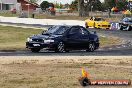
118 17 132 31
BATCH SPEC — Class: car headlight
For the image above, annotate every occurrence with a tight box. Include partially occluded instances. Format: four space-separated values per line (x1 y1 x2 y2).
27 38 32 42
44 39 54 43
123 22 128 25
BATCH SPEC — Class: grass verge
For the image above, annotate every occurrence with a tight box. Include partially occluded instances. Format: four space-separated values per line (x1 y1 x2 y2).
0 26 42 50
0 25 121 50
0 12 19 17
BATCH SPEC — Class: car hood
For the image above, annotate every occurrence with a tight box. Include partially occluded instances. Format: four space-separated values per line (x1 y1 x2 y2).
89 32 99 39
30 34 62 39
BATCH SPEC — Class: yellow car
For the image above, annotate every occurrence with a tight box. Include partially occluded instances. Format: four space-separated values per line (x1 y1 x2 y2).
85 17 110 29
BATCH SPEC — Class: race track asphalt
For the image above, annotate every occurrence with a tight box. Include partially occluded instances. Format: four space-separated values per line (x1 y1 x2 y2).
0 24 132 56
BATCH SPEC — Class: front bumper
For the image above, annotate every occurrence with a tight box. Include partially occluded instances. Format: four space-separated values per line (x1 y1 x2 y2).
99 25 110 29
121 24 132 28
26 42 57 50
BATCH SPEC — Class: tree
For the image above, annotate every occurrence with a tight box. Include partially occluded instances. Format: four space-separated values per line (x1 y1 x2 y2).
40 1 50 11
104 0 115 9
54 2 63 8
116 1 128 10
79 0 91 17
64 3 70 9
54 3 60 8
70 0 78 11
101 2 107 11
69 0 102 17
90 0 102 11
59 3 63 8
104 0 127 9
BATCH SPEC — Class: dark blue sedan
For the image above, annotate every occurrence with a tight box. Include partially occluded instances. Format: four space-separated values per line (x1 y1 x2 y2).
26 25 99 53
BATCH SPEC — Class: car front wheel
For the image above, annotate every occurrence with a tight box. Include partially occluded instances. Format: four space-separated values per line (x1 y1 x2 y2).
86 43 95 52
55 42 66 53
127 26 132 31
118 24 123 30
31 48 41 53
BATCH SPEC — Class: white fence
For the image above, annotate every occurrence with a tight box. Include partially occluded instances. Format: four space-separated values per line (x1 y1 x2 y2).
0 16 85 26
0 16 120 30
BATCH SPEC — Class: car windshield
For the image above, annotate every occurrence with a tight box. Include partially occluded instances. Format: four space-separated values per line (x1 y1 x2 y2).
94 18 105 21
43 26 68 35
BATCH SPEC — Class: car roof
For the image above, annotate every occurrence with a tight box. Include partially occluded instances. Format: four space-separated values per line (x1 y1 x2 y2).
51 25 82 28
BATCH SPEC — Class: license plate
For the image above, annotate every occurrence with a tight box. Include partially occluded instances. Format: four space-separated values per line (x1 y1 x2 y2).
33 44 40 46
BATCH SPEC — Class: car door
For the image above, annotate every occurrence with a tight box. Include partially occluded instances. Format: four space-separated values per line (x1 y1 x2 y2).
89 17 95 27
66 26 82 49
78 26 90 48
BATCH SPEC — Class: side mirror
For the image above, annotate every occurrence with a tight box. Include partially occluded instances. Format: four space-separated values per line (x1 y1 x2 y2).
94 31 97 34
92 31 97 34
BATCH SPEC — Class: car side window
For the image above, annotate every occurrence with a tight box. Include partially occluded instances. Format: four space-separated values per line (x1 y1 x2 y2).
69 27 79 34
90 17 95 21
90 17 93 20
54 26 67 34
79 27 89 35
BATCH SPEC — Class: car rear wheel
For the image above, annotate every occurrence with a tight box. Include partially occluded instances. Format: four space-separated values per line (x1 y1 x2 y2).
86 43 95 52
85 23 89 28
55 42 66 53
31 48 41 53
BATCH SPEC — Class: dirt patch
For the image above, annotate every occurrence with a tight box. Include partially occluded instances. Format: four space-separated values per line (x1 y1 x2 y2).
0 56 132 88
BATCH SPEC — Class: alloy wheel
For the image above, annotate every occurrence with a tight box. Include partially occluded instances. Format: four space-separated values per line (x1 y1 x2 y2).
57 42 65 53
86 43 95 52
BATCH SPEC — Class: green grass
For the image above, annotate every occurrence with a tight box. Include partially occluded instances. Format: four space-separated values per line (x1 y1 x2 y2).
0 26 42 50
34 13 88 20
0 25 121 50
0 12 87 20
0 12 19 17
100 36 121 47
